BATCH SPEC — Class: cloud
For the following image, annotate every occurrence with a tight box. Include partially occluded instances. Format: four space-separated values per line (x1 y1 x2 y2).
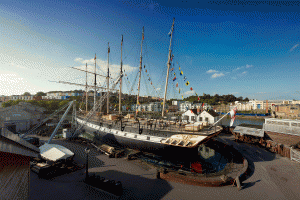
74 57 138 82
10 62 27 69
246 64 253 68
290 44 299 52
207 69 218 73
184 90 194 95
241 71 247 74
211 73 224 78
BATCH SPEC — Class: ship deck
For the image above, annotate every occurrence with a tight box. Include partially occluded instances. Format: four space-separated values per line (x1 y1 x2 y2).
85 115 222 136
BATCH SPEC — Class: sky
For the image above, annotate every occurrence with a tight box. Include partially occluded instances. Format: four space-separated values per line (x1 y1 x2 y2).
0 0 299 101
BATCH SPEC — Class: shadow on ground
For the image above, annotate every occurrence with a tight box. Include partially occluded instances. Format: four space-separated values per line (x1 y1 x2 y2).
90 170 173 200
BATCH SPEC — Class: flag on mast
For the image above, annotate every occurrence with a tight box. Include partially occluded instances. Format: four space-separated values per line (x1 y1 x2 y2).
230 107 237 127
94 53 96 60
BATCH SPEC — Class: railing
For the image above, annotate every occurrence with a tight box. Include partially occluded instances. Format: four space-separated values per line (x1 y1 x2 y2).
264 123 300 136
291 147 300 163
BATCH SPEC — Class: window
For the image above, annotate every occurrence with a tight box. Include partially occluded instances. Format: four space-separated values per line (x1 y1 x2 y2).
205 117 209 122
199 117 203 121
191 116 195 121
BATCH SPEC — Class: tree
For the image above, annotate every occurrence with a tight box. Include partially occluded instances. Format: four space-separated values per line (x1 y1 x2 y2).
23 92 31 96
35 91 46 96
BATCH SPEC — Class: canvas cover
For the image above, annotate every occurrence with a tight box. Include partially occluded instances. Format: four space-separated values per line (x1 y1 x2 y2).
39 143 74 162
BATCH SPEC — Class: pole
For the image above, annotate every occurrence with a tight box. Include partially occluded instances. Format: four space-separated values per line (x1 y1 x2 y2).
94 53 97 111
85 63 88 114
119 35 123 115
136 27 144 117
107 42 110 115
162 18 175 117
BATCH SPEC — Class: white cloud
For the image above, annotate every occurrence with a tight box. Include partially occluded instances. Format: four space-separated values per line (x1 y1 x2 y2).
184 90 194 95
242 71 247 74
211 73 224 78
207 69 218 73
246 64 253 68
74 57 138 82
290 44 299 52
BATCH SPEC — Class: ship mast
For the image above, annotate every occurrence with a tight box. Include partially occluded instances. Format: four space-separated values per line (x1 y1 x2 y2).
107 42 110 114
119 35 123 115
94 53 97 111
85 63 88 114
136 27 144 116
162 18 175 117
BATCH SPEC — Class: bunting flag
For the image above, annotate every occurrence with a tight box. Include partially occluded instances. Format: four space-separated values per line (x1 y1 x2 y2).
168 29 172 37
171 55 174 61
176 83 178 87
184 76 187 81
179 88 181 93
173 77 177 81
185 81 190 86
198 96 200 101
151 82 152 85
174 72 176 76
108 47 110 53
179 66 181 71
144 65 145 68
190 87 193 91
171 68 174 71
146 69 147 72
180 71 183 76
182 95 184 99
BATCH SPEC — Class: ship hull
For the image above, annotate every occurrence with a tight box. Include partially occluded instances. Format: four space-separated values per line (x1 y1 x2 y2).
76 117 222 152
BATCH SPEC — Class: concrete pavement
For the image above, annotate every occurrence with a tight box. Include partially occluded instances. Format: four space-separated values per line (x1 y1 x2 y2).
29 135 300 200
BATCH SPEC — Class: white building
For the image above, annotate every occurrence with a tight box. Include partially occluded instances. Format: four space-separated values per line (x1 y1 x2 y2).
134 102 163 112
10 95 34 101
198 110 220 125
179 101 193 112
181 109 219 125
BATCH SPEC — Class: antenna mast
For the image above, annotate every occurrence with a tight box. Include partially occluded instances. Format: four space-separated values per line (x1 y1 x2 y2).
136 27 144 116
85 63 88 114
162 18 175 117
94 53 97 111
107 42 110 114
119 35 123 115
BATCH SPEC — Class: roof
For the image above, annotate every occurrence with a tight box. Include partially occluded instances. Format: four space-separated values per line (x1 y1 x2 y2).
0 128 40 158
207 110 219 117
40 143 74 162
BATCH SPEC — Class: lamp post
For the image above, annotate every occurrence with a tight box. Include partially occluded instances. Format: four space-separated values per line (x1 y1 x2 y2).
85 147 90 181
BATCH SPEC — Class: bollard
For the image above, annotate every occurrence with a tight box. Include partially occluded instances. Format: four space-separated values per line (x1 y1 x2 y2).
156 170 161 179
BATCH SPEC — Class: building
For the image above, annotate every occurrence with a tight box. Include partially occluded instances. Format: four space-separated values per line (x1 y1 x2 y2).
275 104 300 118
0 128 40 199
0 102 46 132
181 109 219 125
198 110 220 125
10 95 34 101
179 101 192 112
134 102 163 112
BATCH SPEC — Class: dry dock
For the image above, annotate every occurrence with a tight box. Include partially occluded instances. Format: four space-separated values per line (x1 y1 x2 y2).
29 134 300 200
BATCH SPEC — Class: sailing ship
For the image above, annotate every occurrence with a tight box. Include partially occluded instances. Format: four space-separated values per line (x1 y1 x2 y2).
72 18 226 151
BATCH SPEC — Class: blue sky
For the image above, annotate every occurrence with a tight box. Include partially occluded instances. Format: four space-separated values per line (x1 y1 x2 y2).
0 0 299 100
